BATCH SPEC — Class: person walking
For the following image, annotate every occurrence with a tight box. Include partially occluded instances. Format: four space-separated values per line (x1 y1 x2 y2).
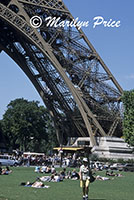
79 158 90 200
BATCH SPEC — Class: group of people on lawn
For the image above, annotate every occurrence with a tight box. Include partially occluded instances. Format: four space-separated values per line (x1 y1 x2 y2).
34 157 123 200
35 165 80 181
34 157 92 200
1 157 123 200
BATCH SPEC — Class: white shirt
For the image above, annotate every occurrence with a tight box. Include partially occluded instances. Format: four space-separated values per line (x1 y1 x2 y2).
80 164 89 181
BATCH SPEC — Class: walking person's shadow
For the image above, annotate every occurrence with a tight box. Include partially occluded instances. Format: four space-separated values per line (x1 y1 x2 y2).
89 199 106 200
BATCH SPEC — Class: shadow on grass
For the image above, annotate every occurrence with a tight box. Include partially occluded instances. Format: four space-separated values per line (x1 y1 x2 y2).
0 196 13 200
89 199 106 200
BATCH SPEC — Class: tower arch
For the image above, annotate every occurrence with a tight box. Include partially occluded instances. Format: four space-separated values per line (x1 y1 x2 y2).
0 1 123 146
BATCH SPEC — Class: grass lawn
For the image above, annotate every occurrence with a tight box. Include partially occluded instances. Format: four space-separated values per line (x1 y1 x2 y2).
0 167 134 200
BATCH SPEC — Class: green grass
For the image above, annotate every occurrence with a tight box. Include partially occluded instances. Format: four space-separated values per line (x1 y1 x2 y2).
0 167 134 200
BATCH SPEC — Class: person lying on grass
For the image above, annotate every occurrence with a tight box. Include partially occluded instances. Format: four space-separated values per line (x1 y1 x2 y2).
39 170 80 182
39 173 63 182
32 181 44 188
20 181 50 188
106 170 123 177
96 175 111 181
35 165 51 173
1 166 12 175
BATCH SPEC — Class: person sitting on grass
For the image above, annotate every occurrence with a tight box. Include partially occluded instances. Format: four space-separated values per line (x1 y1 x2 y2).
106 170 116 176
34 166 40 173
51 165 56 174
60 168 66 179
52 173 63 182
65 170 72 179
45 166 51 173
40 165 47 173
71 169 79 180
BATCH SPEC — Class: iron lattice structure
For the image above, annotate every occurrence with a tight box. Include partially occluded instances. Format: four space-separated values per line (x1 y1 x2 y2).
0 0 123 146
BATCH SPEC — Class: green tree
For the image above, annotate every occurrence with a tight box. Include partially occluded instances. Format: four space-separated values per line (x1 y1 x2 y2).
122 90 134 146
0 120 6 150
1 98 58 152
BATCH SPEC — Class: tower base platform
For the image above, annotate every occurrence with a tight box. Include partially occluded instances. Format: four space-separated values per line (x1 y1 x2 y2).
92 137 134 160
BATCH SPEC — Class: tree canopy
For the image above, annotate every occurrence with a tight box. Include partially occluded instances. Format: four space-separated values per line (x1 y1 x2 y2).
122 90 134 146
0 121 6 148
1 98 58 152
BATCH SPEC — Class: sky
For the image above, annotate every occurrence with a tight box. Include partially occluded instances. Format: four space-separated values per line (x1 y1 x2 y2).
0 0 134 119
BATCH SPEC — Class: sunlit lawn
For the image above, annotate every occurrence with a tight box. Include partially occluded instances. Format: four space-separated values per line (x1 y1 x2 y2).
0 167 134 200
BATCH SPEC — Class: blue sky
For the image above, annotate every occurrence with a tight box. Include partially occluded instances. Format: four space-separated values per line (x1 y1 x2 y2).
0 0 134 119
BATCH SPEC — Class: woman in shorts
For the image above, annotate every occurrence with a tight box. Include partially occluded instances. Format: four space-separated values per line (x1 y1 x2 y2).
79 158 90 200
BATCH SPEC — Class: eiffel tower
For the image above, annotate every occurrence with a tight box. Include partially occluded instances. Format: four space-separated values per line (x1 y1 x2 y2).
0 0 123 147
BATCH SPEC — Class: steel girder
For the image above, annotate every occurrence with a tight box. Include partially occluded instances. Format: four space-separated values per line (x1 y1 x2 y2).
0 0 123 146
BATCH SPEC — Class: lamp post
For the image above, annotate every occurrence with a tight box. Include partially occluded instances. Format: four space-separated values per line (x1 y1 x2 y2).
59 148 63 167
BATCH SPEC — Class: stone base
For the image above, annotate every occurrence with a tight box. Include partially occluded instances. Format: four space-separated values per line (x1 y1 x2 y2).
92 137 134 160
